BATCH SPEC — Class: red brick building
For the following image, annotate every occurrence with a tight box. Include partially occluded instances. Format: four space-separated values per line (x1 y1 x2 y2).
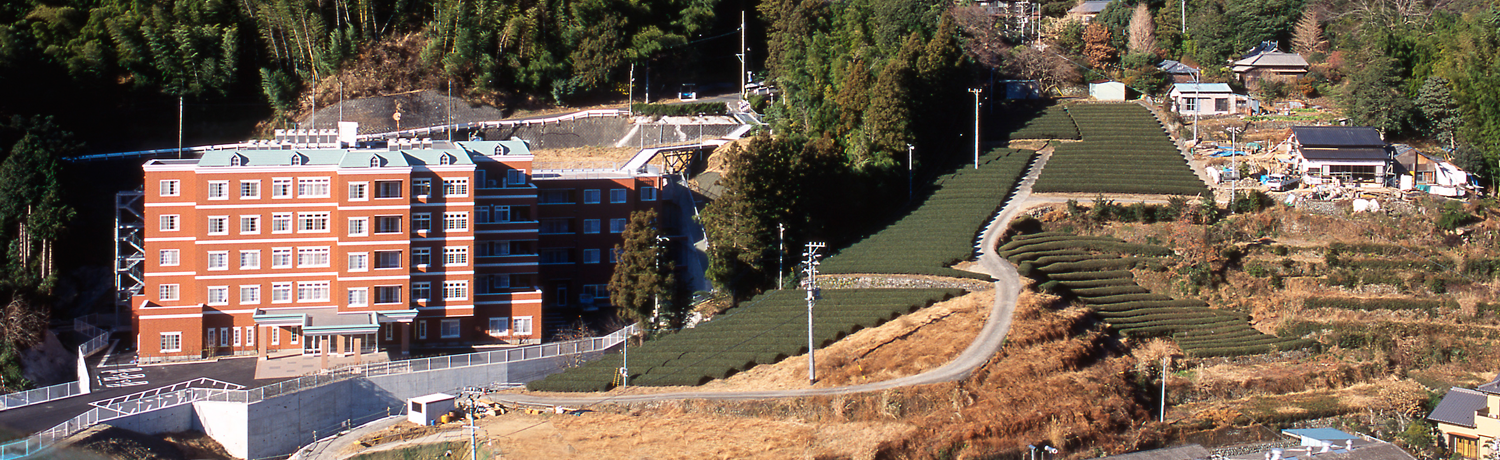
131 138 664 363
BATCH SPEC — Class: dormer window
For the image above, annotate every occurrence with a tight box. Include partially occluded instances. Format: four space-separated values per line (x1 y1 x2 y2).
370 156 382 167
290 154 303 165
439 154 452 165
230 155 242 166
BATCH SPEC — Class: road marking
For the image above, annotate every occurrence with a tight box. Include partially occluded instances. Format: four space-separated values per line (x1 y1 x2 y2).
100 368 143 374
102 374 145 381
105 381 150 388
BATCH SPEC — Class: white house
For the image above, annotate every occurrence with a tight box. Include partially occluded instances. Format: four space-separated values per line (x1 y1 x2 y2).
1283 126 1390 187
1089 81 1126 101
1168 83 1246 116
1393 144 1472 197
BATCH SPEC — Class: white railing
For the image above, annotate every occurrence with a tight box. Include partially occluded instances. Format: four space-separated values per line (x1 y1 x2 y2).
356 109 629 142
0 319 110 412
0 324 635 460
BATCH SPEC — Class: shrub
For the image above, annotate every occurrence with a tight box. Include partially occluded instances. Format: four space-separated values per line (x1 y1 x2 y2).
631 102 728 116
1302 296 1447 314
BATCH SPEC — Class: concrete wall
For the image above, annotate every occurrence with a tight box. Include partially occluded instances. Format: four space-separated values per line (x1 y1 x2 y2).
102 403 194 435
191 401 248 456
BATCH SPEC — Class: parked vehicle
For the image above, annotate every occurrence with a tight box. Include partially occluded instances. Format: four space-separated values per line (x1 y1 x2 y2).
1265 174 1300 191
679 83 697 101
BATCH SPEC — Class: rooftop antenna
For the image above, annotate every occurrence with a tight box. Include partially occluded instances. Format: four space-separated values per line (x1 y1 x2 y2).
803 241 825 384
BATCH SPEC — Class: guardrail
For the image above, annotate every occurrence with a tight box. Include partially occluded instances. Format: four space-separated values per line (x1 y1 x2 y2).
0 324 635 459
356 109 629 142
0 319 110 412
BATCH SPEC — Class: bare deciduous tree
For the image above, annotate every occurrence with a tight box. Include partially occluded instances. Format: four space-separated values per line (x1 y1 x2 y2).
1128 2 1157 55
1292 9 1326 56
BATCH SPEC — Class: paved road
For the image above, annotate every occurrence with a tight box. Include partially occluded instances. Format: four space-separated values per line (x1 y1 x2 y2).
486 148 1052 407
0 357 283 437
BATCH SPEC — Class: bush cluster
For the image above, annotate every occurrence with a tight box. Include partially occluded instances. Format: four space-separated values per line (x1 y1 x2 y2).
631 102 729 117
1302 296 1451 314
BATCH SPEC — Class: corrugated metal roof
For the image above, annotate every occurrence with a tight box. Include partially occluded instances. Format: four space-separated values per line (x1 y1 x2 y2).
1428 387 1486 428
1172 83 1234 94
1284 428 1360 441
1232 51 1309 68
1158 60 1200 75
1293 126 1385 148
1477 375 1500 394
1070 0 1114 14
1099 444 1210 460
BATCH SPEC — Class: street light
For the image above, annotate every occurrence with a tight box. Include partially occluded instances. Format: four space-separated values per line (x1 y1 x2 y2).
969 88 983 169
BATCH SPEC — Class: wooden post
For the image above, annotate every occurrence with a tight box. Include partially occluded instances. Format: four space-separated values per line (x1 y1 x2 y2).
319 336 329 369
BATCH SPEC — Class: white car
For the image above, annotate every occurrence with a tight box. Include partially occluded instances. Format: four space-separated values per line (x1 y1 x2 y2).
1265 174 1300 192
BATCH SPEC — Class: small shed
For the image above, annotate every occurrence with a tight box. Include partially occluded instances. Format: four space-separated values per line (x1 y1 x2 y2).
1283 428 1361 447
1168 83 1246 116
1089 81 1127 101
408 393 456 426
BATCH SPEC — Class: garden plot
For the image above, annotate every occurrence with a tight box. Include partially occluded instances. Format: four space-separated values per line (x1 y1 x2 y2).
1032 104 1209 196
1000 231 1313 357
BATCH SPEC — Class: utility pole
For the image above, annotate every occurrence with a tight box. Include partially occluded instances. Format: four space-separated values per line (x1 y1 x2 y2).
907 144 914 203
803 242 825 384
1191 73 1200 144
1160 355 1169 422
629 63 635 116
1228 126 1242 214
1181 0 1186 34
448 80 453 141
739 11 747 101
778 223 785 289
339 79 344 123
177 95 184 159
969 88 982 169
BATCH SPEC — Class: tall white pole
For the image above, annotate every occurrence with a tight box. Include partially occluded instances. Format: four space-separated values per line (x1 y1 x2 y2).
629 63 635 116
1229 127 1240 214
1181 0 1186 34
1191 74 1199 144
778 223 784 289
804 242 824 384
740 11 747 101
1160 355 1168 422
177 96 183 159
969 88 982 169
907 144 914 203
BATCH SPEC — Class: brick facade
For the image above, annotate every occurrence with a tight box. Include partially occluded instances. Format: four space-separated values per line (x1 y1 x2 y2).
131 140 662 362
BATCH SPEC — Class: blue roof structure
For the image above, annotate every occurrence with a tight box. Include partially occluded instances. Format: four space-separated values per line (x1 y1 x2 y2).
1283 428 1361 441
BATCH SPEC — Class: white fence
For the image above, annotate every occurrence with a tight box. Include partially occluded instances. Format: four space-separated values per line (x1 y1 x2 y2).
0 319 110 412
0 324 633 460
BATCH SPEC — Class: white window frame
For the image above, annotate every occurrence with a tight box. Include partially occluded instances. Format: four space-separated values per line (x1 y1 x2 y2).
207 216 229 235
477 206 490 224
489 317 511 336
160 332 182 353
417 320 428 339
442 281 468 300
206 251 229 271
412 213 432 232
297 281 330 302
207 181 230 200
583 189 601 204
513 316 533 335
239 250 260 269
440 319 461 339
443 212 468 231
219 327 229 347
159 214 179 232
582 248 600 264
348 182 368 201
582 219 601 234
272 328 280 346
272 282 293 303
207 286 229 306
444 246 468 266
297 212 330 233
495 206 511 222
271 248 293 269
348 252 369 272
232 327 241 347
159 249 180 267
271 178 293 198
609 218 627 234
240 285 261 304
245 327 254 347
641 186 657 201
240 180 260 199
298 247 331 268
159 180 180 197
348 217 368 237
443 178 469 197
412 248 431 267
298 178 331 198
159 284 180 301
271 213 292 234
348 288 369 307
239 215 260 234
610 188 627 203
506 169 525 186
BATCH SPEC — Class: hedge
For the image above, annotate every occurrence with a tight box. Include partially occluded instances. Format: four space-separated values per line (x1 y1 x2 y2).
631 102 728 116
1302 296 1449 314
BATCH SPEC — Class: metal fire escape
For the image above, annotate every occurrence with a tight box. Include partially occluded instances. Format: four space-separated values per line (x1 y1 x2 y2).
115 190 145 320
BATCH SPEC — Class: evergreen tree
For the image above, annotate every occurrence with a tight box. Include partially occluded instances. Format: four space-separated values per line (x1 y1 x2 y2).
1339 54 1415 136
0 115 77 348
609 209 676 331
1416 77 1461 150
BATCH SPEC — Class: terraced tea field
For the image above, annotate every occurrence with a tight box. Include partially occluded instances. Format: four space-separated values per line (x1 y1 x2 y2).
1007 106 1080 140
1032 104 1209 196
526 288 963 391
999 231 1313 357
819 149 1035 279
